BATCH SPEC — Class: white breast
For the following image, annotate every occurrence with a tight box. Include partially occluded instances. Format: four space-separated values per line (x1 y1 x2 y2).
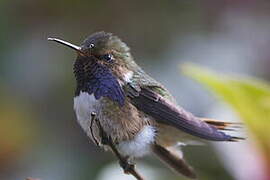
74 92 99 135
118 125 156 158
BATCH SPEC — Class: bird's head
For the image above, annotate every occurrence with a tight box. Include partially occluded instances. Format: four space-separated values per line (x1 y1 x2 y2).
48 32 138 105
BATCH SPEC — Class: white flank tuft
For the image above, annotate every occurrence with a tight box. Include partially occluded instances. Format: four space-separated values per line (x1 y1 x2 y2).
118 125 156 158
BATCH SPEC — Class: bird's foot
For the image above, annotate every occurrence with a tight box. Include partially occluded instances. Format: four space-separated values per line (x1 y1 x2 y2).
119 157 135 174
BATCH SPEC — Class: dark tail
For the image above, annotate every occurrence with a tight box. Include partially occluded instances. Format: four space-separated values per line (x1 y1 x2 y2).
152 144 197 179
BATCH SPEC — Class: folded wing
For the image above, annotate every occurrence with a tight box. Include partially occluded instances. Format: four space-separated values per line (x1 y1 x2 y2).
127 85 239 141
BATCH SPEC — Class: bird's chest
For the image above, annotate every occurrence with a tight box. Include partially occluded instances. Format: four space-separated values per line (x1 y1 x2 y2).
73 91 150 143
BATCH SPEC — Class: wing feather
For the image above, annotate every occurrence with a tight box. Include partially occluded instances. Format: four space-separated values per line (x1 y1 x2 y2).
127 85 235 141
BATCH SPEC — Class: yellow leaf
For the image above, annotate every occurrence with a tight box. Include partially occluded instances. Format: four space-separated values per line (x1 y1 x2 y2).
181 63 270 161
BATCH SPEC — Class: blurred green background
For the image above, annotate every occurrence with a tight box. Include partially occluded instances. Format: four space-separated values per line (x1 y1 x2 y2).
1 0 270 180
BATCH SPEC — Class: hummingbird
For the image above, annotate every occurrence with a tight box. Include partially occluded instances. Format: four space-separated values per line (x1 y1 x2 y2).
48 32 243 179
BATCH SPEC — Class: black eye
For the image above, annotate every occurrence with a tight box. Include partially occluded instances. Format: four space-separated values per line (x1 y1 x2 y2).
89 43 94 48
102 54 113 62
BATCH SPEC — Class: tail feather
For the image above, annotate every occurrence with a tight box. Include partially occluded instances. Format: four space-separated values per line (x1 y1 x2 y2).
152 143 197 179
201 118 242 130
227 136 246 142
200 118 245 141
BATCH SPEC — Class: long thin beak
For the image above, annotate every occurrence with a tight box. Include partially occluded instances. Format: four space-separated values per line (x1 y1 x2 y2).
48 37 84 55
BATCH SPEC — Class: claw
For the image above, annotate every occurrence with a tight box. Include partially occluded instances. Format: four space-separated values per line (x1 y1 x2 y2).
119 157 134 174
